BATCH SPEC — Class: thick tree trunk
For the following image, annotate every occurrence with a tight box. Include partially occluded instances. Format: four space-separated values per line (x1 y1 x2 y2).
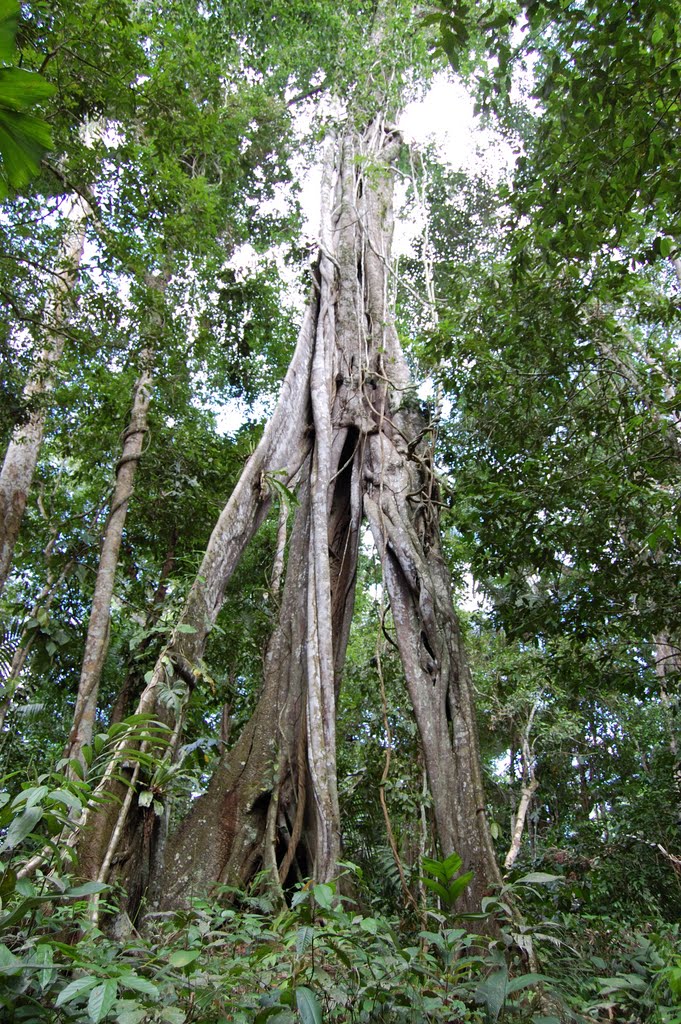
65 354 153 767
364 422 502 912
76 293 318 905
0 195 88 594
79 117 501 922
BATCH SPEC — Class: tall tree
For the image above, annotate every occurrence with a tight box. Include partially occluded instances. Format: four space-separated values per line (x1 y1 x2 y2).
76 14 502 920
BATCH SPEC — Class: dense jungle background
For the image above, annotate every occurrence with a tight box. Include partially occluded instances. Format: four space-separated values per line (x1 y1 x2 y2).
0 0 680 1021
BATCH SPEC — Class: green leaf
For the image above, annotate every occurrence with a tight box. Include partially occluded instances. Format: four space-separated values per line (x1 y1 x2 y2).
0 0 18 66
312 883 334 910
296 925 314 954
138 790 153 808
0 805 42 851
514 872 562 886
88 979 118 1023
116 1006 147 1024
0 66 55 109
506 973 554 996
160 1010 187 1024
0 942 22 976
597 974 647 994
48 788 82 813
295 986 322 1024
169 948 200 968
446 870 473 900
422 857 446 882
55 976 100 1007
0 107 52 192
440 26 460 69
66 881 110 897
475 968 508 1020
119 974 159 998
422 877 450 902
659 236 673 257
34 943 55 990
12 784 49 809
290 888 309 908
441 850 464 879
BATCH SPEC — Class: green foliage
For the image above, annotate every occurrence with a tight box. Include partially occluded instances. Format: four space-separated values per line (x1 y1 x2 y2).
430 0 681 272
3 845 674 1024
421 851 474 908
0 857 556 1023
0 0 55 195
0 4 679 1022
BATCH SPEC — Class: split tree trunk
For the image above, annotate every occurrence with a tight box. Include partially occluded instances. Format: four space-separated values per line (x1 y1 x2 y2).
79 118 501 921
0 195 89 594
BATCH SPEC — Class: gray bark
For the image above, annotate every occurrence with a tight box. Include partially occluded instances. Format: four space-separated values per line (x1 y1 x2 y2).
80 117 501 920
0 195 88 594
65 352 153 767
504 701 540 872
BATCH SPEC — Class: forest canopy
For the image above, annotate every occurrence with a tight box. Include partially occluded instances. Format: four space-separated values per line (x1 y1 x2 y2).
0 1 680 1022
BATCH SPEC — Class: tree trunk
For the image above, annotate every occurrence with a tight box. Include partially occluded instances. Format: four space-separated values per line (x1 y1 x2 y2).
503 700 539 872
65 350 154 767
0 195 88 594
655 635 681 819
78 117 501 922
65 271 172 767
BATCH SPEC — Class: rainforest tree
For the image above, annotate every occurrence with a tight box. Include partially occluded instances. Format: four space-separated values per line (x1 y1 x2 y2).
1 0 680 970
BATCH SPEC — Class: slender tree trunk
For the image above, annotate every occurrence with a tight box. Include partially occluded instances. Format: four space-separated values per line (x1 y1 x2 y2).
78 117 501 922
655 635 681 819
65 351 153 767
65 271 169 767
503 700 539 872
0 195 88 594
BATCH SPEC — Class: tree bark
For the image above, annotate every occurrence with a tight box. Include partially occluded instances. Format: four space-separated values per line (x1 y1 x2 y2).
655 635 681 819
0 195 88 594
503 701 539 872
79 117 501 922
65 352 153 766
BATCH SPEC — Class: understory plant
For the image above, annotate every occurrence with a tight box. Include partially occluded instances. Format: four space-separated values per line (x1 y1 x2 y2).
1 765 680 1024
